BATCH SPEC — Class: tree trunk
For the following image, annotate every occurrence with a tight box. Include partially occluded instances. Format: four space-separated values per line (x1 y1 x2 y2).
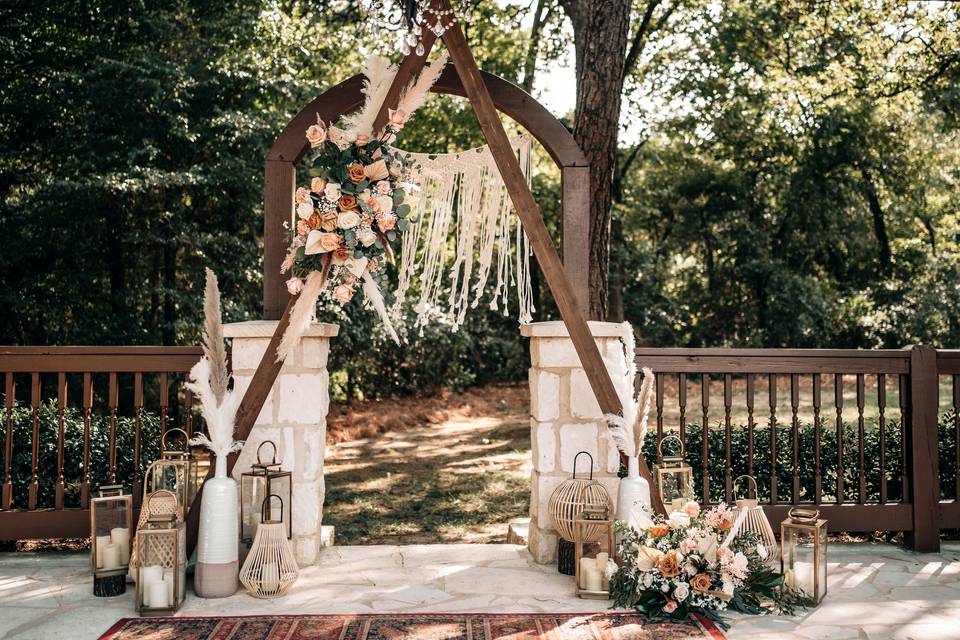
860 166 892 276
561 0 631 320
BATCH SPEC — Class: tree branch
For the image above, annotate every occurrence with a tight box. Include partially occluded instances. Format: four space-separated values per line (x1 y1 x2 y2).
623 0 661 80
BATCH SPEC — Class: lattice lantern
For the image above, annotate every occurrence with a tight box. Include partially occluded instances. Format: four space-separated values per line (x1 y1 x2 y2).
90 484 132 597
240 495 299 598
241 441 292 545
654 435 694 512
134 490 187 616
144 428 200 521
548 452 612 543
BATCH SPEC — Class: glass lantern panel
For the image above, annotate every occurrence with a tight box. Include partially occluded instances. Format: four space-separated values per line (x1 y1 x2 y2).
784 526 817 598
91 500 131 572
266 474 292 538
574 520 613 593
138 527 186 609
149 461 188 515
241 474 268 542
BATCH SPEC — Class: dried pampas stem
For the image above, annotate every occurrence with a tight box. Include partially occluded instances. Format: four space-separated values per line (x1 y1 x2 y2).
604 322 655 459
202 268 229 405
379 52 448 138
342 55 397 140
276 264 329 363
361 269 400 345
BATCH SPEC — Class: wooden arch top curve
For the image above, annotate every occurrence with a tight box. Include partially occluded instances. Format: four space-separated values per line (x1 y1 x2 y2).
266 65 587 169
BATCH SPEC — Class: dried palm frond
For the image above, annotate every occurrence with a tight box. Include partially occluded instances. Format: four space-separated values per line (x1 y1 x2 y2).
202 268 228 405
341 55 397 140
187 357 243 460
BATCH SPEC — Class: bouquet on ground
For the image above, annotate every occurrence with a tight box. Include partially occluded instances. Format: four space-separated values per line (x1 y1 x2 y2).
611 500 801 628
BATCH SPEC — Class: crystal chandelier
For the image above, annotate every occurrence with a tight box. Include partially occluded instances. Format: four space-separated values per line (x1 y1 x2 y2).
355 0 471 55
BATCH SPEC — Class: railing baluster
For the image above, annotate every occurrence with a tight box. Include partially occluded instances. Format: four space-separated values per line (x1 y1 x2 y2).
655 372 664 449
747 373 755 494
133 372 144 508
3 373 13 509
183 387 194 438
878 373 887 504
813 373 822 505
836 374 844 504
160 372 170 440
55 372 67 509
701 373 710 504
791 373 800 504
28 372 40 510
678 373 687 447
898 373 909 503
108 372 118 484
769 373 777 504
724 373 732 503
81 372 92 508
954 374 959 501
857 373 866 503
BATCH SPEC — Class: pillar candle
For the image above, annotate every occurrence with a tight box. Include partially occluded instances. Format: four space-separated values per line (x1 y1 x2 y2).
101 542 120 570
162 568 175 605
584 566 603 592
140 565 163 606
110 527 130 565
94 535 111 569
146 577 168 608
261 562 280 593
578 557 593 590
792 561 815 595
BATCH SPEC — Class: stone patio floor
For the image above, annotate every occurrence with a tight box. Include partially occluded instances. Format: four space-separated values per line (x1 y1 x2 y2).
1 542 957 639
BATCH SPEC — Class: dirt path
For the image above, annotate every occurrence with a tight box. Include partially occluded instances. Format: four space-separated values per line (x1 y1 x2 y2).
322 384 532 545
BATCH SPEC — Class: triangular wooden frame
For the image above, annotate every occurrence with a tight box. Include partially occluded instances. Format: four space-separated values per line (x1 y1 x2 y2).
185 0 664 552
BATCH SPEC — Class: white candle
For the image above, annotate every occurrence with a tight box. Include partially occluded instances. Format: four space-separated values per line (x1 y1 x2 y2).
140 565 163 606
101 542 120 570
261 562 280 593
147 577 168 608
110 527 130 565
793 561 815 595
162 568 175 605
584 566 603 592
670 498 684 513
95 535 111 569
595 552 608 568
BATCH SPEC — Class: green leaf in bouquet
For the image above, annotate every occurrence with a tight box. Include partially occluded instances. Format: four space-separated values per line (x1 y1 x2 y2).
396 204 411 216
393 189 406 205
396 219 408 232
386 230 397 242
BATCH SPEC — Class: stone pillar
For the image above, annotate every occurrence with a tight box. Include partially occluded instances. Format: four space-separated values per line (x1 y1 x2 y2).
224 320 338 566
521 321 632 564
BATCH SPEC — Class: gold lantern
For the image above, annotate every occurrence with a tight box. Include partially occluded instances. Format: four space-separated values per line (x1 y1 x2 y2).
654 435 694 512
134 490 187 616
780 507 827 605
573 502 614 600
241 441 292 545
145 428 200 521
239 495 299 598
90 484 133 597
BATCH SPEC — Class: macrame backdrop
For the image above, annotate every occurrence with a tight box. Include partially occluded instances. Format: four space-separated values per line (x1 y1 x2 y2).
392 135 535 331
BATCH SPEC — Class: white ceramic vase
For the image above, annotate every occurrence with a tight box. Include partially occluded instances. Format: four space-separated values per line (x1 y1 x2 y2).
615 456 651 523
194 455 238 598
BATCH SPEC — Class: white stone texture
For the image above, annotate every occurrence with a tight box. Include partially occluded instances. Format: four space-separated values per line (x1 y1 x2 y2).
529 369 560 421
532 422 556 473
277 371 329 425
558 423 600 472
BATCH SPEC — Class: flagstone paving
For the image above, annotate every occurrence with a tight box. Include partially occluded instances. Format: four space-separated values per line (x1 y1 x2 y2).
0 542 957 639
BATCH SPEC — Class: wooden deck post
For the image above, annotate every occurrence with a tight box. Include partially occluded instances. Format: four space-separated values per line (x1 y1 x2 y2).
905 345 940 552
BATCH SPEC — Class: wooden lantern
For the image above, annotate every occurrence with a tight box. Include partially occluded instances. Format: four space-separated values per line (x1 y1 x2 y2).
239 495 299 598
730 475 777 564
573 502 614 600
548 452 612 543
654 435 694 512
145 428 200 521
134 490 187 616
241 440 292 545
781 507 828 605
90 484 132 597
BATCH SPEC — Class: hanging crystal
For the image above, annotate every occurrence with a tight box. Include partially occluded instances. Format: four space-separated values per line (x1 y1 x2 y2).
415 42 425 56
406 31 418 47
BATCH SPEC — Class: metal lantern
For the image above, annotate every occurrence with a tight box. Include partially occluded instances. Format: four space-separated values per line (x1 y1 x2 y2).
135 490 187 616
654 435 694 512
781 507 828 605
145 428 200 521
90 484 133 597
573 502 614 600
239 495 299 598
241 440 292 544
548 452 613 543
730 475 778 564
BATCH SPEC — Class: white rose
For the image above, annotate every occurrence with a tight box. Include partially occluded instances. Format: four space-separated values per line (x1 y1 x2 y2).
684 560 698 576
756 543 768 560
660 583 670 593
642 572 654 587
722 577 735 595
634 546 663 572
337 210 361 229
297 202 314 220
375 194 393 214
357 226 378 247
324 182 341 201
668 511 691 528
673 582 690 602
358 189 371 201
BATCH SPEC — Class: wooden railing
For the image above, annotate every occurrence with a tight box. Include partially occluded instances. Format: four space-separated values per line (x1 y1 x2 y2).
636 346 959 552
0 347 203 540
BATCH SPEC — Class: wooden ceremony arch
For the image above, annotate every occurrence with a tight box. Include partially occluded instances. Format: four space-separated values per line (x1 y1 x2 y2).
186 0 664 551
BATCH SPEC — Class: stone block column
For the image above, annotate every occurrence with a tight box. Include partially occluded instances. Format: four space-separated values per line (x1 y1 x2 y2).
224 320 338 566
521 321 633 563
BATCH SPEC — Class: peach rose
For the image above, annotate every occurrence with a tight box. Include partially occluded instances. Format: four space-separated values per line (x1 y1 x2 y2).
295 186 311 203
355 134 370 146
306 123 326 148
718 515 733 531
690 572 713 593
319 232 341 252
388 108 407 129
332 246 350 264
347 163 366 183
307 212 322 230
286 276 304 295
662 599 677 614
310 177 327 193
363 159 389 181
366 196 381 213
376 212 397 232
320 211 338 232
338 194 358 210
684 501 701 518
296 220 310 236
332 284 353 304
649 524 670 538
656 551 681 578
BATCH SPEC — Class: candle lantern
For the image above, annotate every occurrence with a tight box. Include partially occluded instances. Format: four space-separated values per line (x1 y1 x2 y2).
780 507 827 605
730 475 778 564
145 428 200 521
134 490 187 616
548 452 612 575
241 441 292 544
239 495 299 598
653 435 694 512
90 484 133 597
573 502 614 600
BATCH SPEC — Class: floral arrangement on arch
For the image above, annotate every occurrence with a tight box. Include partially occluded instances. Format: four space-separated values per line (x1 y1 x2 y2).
277 53 448 362
610 500 802 628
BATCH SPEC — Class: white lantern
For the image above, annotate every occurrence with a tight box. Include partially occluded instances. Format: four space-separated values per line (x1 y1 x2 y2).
239 495 299 598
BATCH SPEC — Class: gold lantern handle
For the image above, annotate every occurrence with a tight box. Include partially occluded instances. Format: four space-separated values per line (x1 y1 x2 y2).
261 494 284 524
256 440 279 466
787 507 820 523
657 434 685 462
143 489 181 523
732 474 758 500
161 428 191 456
97 483 126 498
572 451 594 480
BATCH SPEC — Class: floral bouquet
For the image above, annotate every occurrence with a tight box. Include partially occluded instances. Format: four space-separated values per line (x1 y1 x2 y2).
610 501 800 628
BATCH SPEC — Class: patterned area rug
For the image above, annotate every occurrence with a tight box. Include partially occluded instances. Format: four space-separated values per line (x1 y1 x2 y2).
99 612 724 640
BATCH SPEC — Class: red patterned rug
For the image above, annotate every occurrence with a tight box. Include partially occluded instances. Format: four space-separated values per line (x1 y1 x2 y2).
99 612 724 639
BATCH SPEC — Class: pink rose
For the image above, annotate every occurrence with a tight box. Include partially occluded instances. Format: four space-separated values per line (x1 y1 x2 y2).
679 537 698 555
295 187 311 203
280 251 296 274
296 220 310 236
662 599 677 613
376 212 397 231
310 177 327 193
328 126 344 145
332 284 353 304
375 180 391 195
306 123 326 148
366 196 381 213
683 501 701 518
355 134 370 146
388 108 407 129
286 277 304 295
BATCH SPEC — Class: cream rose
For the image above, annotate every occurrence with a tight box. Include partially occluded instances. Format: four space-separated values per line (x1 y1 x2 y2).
376 212 397 232
337 210 361 229
683 501 701 517
295 186 311 203
305 123 326 148
375 194 393 214
310 177 327 193
357 226 378 247
668 511 691 528
328 126 344 146
364 159 389 181
297 202 314 220
375 180 391 195
634 546 663 572
673 582 690 602
324 182 341 201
